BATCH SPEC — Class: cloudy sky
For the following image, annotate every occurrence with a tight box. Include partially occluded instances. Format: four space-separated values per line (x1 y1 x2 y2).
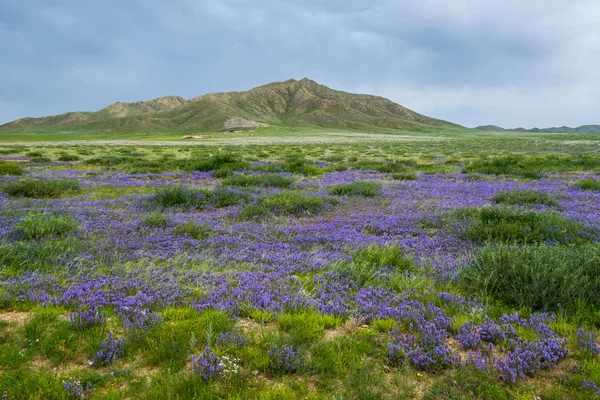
1 0 598 128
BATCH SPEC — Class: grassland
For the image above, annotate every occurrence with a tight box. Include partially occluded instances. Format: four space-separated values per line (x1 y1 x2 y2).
0 130 599 399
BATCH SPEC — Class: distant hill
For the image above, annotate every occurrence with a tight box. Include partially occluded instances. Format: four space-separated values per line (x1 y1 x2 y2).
475 124 600 134
0 78 461 133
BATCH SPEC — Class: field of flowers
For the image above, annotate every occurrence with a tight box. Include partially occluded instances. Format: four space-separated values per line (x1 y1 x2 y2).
0 139 599 399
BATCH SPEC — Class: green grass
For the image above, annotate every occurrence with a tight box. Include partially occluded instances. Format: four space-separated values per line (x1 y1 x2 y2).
173 221 215 240
575 178 600 191
492 189 560 206
13 213 80 240
221 173 295 188
1 178 80 198
457 206 592 245
141 212 170 228
0 162 24 175
461 243 600 311
329 181 380 197
258 191 330 216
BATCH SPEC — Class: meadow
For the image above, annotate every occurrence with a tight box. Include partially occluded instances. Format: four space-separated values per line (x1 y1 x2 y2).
0 131 600 399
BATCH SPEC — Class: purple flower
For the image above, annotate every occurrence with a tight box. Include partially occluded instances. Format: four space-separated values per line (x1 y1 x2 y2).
268 344 303 373
191 346 222 382
91 332 123 366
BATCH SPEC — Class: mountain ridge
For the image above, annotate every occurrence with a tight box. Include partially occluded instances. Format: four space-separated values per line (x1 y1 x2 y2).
475 124 600 134
0 78 461 133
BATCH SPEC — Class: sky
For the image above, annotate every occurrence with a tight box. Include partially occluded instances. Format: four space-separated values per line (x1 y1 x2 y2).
1 0 599 128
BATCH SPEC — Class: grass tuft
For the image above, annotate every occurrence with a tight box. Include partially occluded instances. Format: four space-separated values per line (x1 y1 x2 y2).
1 178 80 198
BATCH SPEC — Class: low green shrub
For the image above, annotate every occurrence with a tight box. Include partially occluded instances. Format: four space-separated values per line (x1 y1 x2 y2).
1 178 80 198
238 204 272 220
258 191 330 217
57 154 81 162
0 240 80 272
390 172 417 181
189 153 248 177
277 311 342 344
148 186 209 210
141 212 170 228
282 156 324 176
460 243 600 310
173 221 215 240
339 244 415 287
14 213 80 240
492 190 559 206
221 174 294 188
0 163 24 175
329 181 379 197
575 178 600 191
457 206 592 244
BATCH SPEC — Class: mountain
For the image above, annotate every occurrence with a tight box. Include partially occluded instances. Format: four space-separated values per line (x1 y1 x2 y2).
474 124 600 134
0 78 460 133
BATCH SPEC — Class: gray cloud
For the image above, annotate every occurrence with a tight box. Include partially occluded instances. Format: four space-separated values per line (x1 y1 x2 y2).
1 0 598 127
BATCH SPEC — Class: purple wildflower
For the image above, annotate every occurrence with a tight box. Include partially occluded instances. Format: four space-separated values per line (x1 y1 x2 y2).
191 346 222 382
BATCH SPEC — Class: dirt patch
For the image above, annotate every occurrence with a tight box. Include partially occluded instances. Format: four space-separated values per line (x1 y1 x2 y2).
0 312 30 324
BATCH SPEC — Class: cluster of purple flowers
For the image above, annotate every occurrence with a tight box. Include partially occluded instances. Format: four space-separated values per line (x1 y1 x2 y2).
63 380 92 400
582 380 600 396
577 328 600 355
69 307 106 330
191 346 222 382
388 323 457 371
216 331 247 347
91 332 123 366
117 306 162 331
268 344 304 373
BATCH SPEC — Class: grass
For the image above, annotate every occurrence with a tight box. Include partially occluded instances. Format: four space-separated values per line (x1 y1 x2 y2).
13 213 80 240
1 178 80 198
457 206 592 245
492 189 560 206
575 178 600 191
461 243 600 311
221 174 295 188
173 221 215 240
257 191 330 216
0 162 24 175
329 181 380 197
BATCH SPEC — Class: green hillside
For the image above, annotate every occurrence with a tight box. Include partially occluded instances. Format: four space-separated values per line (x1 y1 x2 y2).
0 79 461 133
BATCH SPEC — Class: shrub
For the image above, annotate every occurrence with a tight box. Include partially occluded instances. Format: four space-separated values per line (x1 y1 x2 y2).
25 151 43 157
148 186 208 210
390 172 417 181
340 244 416 287
492 190 559 206
29 156 51 163
238 204 272 220
457 206 592 245
141 212 170 228
57 154 81 162
0 162 24 176
173 221 215 240
1 178 80 198
13 213 80 240
277 312 342 344
189 153 248 177
221 174 294 188
463 155 544 179
210 187 251 208
329 181 380 197
460 243 600 310
282 156 324 176
259 191 329 216
268 344 304 373
575 178 600 191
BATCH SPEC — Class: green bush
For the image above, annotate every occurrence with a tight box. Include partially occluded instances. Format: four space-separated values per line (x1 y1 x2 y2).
492 190 559 206
148 186 209 210
210 187 252 208
221 174 294 188
339 244 415 287
0 240 80 272
390 171 417 181
460 243 600 310
57 154 81 162
329 181 380 197
238 204 272 220
189 153 248 177
575 178 600 191
29 156 51 163
457 206 592 245
463 155 543 179
0 163 24 176
14 213 80 240
141 212 170 228
1 178 80 198
25 151 43 157
282 156 324 176
173 221 215 240
277 311 342 344
259 191 329 217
